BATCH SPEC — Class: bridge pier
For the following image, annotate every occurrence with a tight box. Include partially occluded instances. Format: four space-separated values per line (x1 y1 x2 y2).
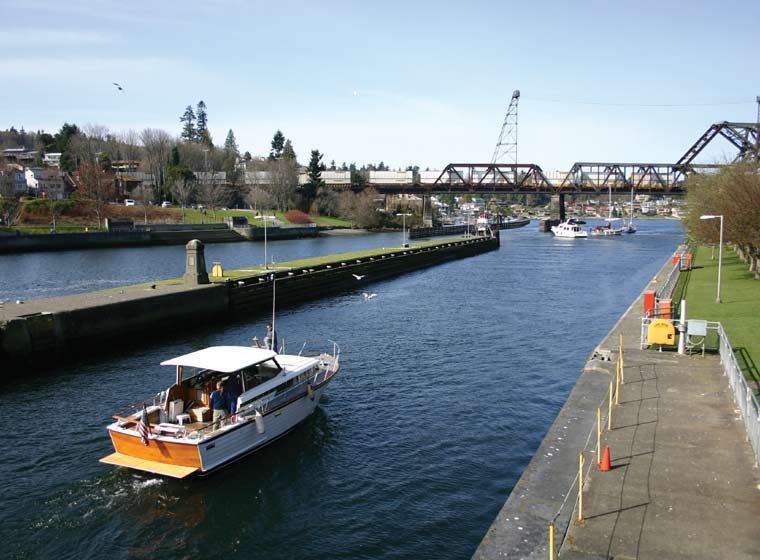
550 194 566 222
422 193 433 227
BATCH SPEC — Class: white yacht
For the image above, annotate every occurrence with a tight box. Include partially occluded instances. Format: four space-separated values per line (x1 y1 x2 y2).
100 344 340 478
551 218 588 238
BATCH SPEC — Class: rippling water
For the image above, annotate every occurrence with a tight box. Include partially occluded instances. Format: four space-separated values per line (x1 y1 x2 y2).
0 221 682 559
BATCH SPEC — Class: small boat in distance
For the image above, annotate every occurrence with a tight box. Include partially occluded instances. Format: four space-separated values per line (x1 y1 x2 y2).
590 218 624 236
551 218 588 238
100 343 340 478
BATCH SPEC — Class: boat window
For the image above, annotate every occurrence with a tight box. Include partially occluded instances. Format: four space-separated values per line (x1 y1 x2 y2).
241 361 280 391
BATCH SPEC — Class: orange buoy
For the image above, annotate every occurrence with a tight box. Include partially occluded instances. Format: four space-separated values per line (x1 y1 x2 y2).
600 446 612 471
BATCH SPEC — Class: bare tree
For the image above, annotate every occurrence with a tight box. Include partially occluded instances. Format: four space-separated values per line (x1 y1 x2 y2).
198 177 231 222
119 129 142 165
268 159 298 211
76 161 114 228
0 196 23 226
140 128 173 201
171 172 196 223
245 186 274 214
133 184 154 225
70 124 110 164
50 199 68 233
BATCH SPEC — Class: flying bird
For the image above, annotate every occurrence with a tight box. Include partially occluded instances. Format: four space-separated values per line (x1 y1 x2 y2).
352 274 366 281
363 293 377 300
112 82 123 91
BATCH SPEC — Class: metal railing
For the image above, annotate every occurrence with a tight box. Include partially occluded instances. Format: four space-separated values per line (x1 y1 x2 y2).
718 323 760 466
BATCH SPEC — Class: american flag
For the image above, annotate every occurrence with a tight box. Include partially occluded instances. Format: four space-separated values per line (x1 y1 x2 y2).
138 405 151 446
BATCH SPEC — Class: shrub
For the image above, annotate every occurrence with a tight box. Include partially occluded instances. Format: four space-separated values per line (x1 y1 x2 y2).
284 210 313 224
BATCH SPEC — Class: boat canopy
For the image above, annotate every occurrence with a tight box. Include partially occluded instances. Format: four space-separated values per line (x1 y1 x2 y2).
160 346 277 373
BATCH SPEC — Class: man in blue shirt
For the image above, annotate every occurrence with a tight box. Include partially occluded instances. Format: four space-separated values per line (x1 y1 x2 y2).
225 374 242 416
210 381 227 427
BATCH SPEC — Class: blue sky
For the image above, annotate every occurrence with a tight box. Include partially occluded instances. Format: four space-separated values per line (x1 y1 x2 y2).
2 0 758 172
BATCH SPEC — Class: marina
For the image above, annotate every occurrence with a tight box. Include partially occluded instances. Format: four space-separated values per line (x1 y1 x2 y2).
0 221 684 559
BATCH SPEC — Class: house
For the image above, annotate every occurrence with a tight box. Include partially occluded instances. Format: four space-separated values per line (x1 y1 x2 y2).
196 171 227 186
2 147 38 165
43 152 62 167
25 167 69 199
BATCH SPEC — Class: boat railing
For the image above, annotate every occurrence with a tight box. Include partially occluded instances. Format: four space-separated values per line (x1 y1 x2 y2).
113 391 166 423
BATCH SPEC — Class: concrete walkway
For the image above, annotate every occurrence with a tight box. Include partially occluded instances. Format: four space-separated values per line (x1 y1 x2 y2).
561 318 760 558
474 255 760 559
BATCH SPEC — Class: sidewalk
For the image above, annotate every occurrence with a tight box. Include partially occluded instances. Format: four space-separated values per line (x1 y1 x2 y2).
560 306 760 558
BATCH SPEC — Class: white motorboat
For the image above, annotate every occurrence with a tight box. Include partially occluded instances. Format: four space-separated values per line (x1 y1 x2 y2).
551 218 588 238
100 343 340 478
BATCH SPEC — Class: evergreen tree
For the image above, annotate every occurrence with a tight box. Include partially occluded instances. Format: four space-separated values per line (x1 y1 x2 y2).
329 159 336 170
243 151 252 162
269 130 285 159
282 139 296 161
302 149 325 209
196 100 212 147
224 129 239 156
170 145 181 167
180 105 196 142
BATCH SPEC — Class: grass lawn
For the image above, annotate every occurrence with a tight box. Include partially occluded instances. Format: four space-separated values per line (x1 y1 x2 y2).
171 207 351 228
675 246 760 394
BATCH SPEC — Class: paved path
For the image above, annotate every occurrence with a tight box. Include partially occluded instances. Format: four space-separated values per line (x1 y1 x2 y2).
474 254 760 559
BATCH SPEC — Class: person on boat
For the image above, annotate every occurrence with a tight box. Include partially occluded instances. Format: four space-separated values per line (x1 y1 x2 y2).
210 381 227 427
264 323 278 352
225 374 242 416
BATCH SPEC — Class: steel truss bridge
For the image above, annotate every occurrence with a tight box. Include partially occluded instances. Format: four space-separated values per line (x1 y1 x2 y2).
364 121 759 195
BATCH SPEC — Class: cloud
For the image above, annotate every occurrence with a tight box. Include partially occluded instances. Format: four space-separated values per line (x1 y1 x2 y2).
0 29 118 47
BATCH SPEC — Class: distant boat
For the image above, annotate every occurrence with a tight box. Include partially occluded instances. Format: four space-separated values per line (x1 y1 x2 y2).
591 218 624 236
551 219 588 238
623 187 637 234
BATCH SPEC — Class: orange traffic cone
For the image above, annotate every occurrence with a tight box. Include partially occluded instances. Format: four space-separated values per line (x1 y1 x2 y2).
599 446 612 471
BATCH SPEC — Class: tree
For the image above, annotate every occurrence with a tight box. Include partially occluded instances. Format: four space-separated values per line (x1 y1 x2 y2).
133 184 154 224
76 161 114 228
140 128 173 200
269 130 285 160
180 105 197 142
198 177 231 222
170 165 196 223
49 200 70 232
311 186 340 217
268 158 298 211
224 129 239 155
245 186 274 213
0 196 23 226
281 139 296 162
196 100 212 147
352 188 384 228
243 151 252 162
301 149 325 210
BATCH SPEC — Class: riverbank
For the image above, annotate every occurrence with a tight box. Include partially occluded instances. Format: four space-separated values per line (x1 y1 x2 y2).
473 250 760 559
0 234 498 373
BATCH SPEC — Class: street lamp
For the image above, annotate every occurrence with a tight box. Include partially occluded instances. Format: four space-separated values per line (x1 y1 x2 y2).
396 212 411 247
700 214 723 303
261 214 276 270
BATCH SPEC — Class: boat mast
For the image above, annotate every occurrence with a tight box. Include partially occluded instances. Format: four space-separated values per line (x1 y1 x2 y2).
271 273 276 352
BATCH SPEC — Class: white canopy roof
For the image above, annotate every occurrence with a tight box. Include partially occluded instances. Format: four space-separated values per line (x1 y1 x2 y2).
160 346 277 373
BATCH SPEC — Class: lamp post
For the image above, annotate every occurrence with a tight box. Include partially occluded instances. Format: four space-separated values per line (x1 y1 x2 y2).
700 214 723 303
396 212 411 247
262 214 275 270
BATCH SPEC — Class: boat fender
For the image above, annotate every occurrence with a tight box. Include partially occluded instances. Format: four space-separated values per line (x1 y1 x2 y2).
307 383 315 401
254 411 265 434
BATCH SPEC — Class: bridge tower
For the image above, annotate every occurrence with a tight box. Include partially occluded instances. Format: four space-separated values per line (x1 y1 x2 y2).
491 90 520 164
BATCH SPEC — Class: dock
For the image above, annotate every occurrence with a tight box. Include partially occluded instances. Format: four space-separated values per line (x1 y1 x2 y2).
473 254 760 559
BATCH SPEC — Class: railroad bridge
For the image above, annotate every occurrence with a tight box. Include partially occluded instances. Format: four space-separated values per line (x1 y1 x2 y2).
359 121 759 223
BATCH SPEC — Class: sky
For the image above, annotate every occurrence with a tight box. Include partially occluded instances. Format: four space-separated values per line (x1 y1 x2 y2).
1 0 759 172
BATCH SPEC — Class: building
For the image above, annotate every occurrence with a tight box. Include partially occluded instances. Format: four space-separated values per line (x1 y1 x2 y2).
25 167 69 199
42 152 62 167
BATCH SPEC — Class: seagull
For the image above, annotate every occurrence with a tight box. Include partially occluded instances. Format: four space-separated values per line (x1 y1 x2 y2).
352 274 366 281
363 292 377 300
112 82 123 91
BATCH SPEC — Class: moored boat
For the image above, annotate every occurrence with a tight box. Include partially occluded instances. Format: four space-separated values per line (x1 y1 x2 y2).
590 218 624 236
100 343 340 478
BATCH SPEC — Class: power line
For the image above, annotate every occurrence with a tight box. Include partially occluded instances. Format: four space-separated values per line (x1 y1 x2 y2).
526 97 754 108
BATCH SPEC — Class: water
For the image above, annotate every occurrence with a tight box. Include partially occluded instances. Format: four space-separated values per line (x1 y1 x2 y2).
0 221 682 559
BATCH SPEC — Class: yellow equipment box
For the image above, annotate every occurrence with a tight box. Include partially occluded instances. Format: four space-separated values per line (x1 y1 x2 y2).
647 319 676 345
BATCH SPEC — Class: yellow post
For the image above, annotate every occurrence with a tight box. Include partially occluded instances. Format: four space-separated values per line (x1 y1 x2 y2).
608 381 613 431
619 333 625 384
549 521 555 560
578 451 584 522
597 407 601 463
615 360 620 405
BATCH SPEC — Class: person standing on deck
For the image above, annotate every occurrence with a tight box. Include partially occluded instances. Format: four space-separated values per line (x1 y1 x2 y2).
264 323 278 352
225 374 242 416
210 381 227 427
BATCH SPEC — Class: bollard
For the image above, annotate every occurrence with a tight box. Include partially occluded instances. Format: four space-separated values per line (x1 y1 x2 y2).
549 521 555 560
619 334 625 384
597 407 601 463
615 360 621 405
608 381 613 431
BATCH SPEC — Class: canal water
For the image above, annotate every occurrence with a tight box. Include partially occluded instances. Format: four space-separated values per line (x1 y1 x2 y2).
0 221 683 559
